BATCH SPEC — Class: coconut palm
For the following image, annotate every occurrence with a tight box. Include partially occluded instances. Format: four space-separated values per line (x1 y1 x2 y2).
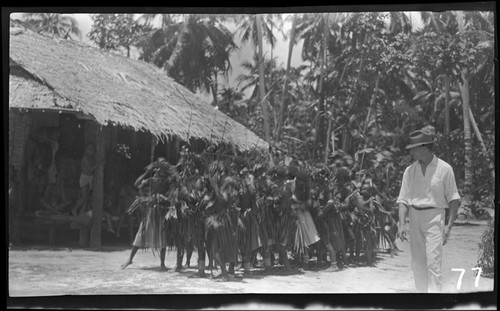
276 13 297 140
136 14 236 97
21 13 82 40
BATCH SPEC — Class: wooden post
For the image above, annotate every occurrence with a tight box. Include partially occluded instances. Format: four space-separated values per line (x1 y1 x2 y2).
90 124 106 248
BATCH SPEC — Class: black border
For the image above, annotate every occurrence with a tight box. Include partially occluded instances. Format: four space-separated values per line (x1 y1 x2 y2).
4 2 498 310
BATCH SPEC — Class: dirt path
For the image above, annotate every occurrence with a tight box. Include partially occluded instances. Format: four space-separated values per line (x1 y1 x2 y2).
8 223 494 296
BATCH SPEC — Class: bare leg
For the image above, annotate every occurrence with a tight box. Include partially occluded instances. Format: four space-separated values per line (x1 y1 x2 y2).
185 240 194 268
160 247 167 271
325 242 339 271
128 216 135 243
73 186 89 216
276 244 292 272
214 253 228 280
175 245 184 272
121 246 139 269
243 251 252 273
196 232 207 277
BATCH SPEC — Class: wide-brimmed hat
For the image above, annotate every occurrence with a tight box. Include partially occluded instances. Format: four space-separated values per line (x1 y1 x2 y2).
405 130 435 149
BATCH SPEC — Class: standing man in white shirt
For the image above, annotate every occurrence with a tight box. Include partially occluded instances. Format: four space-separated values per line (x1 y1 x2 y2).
397 129 461 293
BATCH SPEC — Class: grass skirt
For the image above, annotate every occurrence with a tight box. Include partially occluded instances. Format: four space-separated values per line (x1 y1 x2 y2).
132 202 168 250
239 208 262 255
205 209 239 264
293 205 320 255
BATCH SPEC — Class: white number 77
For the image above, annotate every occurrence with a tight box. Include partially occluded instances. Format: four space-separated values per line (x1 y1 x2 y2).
452 268 482 290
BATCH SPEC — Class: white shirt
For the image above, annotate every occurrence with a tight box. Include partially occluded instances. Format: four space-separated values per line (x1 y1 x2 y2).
397 155 460 209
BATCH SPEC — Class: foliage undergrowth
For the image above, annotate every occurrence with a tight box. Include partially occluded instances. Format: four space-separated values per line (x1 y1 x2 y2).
476 219 495 278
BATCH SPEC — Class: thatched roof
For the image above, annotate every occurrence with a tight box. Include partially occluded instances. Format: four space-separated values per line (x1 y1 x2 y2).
9 27 268 152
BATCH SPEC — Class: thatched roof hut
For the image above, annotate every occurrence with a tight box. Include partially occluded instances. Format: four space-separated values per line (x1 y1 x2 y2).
9 26 268 152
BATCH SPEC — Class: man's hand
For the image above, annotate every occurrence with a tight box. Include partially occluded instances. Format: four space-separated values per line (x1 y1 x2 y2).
442 226 452 245
397 222 408 242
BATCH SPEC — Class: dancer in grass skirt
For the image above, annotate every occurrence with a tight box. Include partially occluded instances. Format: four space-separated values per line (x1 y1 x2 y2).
204 175 240 280
121 158 180 271
288 166 320 269
238 169 263 273
310 167 345 271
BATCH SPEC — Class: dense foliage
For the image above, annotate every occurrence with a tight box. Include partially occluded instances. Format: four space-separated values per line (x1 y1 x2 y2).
84 11 494 217
477 219 495 278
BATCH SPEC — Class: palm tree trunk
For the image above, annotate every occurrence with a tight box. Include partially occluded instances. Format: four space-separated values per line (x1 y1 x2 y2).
444 74 451 162
165 15 190 77
359 72 380 170
324 59 350 164
211 78 219 107
469 107 495 182
316 13 329 157
324 104 335 164
276 14 297 140
459 72 473 214
456 11 473 215
256 15 272 143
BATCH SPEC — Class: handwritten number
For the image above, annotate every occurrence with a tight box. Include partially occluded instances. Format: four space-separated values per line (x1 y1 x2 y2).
472 267 482 288
452 268 465 290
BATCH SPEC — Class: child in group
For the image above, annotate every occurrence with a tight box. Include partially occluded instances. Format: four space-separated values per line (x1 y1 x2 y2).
72 142 100 217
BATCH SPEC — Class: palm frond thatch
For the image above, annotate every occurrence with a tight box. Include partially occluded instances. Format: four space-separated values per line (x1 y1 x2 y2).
9 27 268 152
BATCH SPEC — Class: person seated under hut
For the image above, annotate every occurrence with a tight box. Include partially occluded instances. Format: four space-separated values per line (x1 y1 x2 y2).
81 197 117 234
36 180 71 217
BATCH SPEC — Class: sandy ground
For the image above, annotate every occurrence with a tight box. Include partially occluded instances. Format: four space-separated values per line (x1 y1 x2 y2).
8 223 494 296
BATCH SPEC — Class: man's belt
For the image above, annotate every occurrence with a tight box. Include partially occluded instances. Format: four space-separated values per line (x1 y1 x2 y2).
411 205 436 210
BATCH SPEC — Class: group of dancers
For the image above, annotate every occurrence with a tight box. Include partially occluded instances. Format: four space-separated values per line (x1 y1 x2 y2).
120 149 399 280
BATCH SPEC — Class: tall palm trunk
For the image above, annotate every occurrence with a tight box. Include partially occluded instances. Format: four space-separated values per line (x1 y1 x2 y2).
468 107 495 182
256 15 271 143
316 14 329 158
456 11 473 214
255 15 271 142
444 74 451 162
359 72 380 170
324 60 350 164
459 72 473 213
276 14 297 140
211 76 219 107
324 104 336 164
165 15 191 77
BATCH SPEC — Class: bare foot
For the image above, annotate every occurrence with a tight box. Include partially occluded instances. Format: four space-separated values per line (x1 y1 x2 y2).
107 227 115 234
188 271 207 278
214 273 229 282
121 259 132 269
324 265 340 272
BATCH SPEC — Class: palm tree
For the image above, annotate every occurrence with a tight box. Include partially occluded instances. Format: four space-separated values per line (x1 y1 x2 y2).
235 14 283 144
276 13 297 140
21 13 82 40
417 10 494 216
237 14 281 54
294 13 331 155
137 14 236 97
256 14 272 143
